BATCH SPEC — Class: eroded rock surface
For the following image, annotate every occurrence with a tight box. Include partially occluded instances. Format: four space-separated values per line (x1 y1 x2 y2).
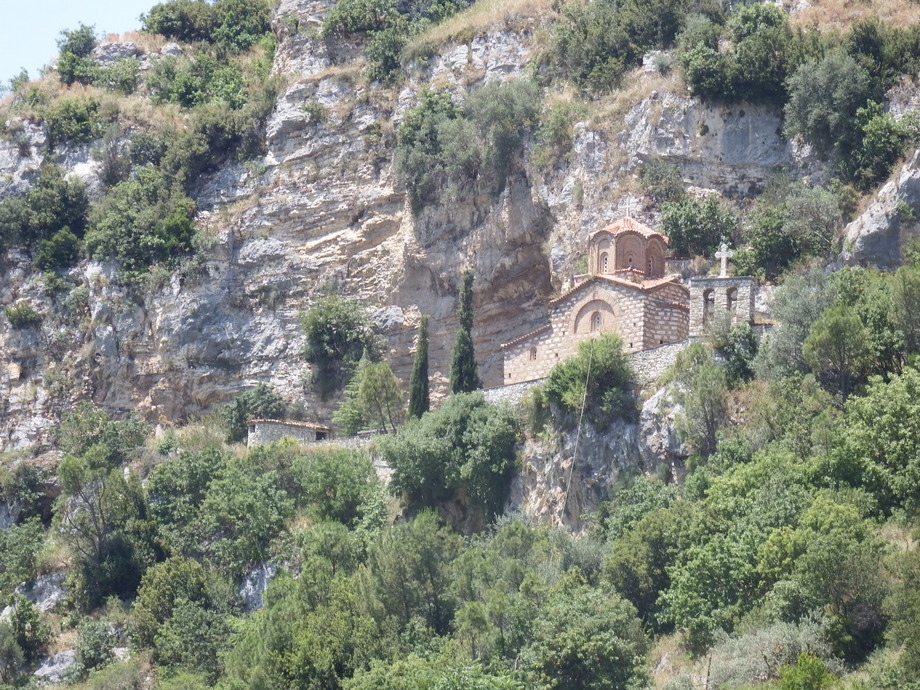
841 149 920 268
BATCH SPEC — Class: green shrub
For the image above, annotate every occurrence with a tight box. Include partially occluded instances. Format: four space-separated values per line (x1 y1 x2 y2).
143 0 217 42
395 88 465 211
5 302 42 329
56 24 98 86
84 165 195 276
42 96 105 149
293 448 380 524
301 296 381 398
35 228 81 271
74 619 117 677
679 2 805 104
220 382 286 444
366 21 409 83
784 51 874 157
381 391 520 518
0 164 89 250
639 160 686 205
147 54 247 109
143 0 271 51
323 0 398 37
94 58 140 94
0 519 43 597
533 101 581 172
846 103 920 189
660 194 737 258
544 332 633 426
0 621 25 686
396 81 539 211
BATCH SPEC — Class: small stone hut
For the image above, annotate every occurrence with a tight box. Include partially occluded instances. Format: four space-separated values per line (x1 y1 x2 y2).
501 217 691 385
247 419 332 447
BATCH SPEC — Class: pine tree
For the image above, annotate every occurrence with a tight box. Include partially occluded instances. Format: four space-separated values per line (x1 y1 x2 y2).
408 315 430 419
449 271 481 393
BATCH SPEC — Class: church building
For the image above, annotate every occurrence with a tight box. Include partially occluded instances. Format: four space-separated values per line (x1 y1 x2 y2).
501 217 691 385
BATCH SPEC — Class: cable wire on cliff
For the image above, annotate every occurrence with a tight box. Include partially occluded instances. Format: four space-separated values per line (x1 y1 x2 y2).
560 343 593 523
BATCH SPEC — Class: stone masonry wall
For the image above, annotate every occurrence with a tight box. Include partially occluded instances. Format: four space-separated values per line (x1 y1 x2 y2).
503 280 690 385
688 276 756 337
503 283 646 385
247 420 327 447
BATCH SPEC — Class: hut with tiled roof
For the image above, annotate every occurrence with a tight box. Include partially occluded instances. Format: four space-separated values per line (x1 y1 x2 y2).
500 217 690 385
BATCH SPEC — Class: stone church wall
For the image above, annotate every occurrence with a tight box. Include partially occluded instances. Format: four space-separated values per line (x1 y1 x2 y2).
502 281 687 385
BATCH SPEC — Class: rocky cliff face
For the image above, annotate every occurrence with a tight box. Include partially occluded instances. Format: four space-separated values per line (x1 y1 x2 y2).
0 0 812 454
840 148 920 268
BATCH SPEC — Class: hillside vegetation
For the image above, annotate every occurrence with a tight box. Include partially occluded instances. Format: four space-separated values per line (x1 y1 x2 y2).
2 0 920 688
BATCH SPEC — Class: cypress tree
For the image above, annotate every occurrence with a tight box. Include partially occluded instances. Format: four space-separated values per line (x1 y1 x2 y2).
449 270 481 393
408 315 430 418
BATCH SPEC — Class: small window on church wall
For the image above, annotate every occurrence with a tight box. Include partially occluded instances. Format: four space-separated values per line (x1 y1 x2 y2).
529 347 538 361
648 257 654 276
601 253 609 273
591 312 602 332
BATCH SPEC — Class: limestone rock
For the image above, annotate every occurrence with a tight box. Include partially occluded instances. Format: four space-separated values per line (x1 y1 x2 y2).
840 149 920 268
91 41 139 65
33 650 76 686
17 571 67 612
160 42 183 56
639 384 688 480
619 92 821 195
509 416 643 531
240 563 277 612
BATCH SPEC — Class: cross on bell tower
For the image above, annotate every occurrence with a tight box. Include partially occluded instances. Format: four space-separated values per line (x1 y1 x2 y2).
715 242 733 278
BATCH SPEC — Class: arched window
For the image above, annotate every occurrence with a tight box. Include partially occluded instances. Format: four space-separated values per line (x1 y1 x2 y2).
703 288 715 324
648 257 654 277
529 347 538 361
601 252 609 273
591 312 602 332
727 287 738 314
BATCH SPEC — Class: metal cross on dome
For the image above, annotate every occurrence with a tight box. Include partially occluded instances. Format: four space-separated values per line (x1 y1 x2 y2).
715 242 733 277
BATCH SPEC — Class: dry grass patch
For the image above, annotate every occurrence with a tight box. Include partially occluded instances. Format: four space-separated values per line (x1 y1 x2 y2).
588 65 685 135
106 30 168 55
407 0 558 55
791 0 920 32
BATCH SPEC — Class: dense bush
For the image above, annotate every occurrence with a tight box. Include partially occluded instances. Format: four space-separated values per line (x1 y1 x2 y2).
551 0 696 93
0 164 88 252
42 96 105 149
396 80 540 211
293 448 381 525
679 3 805 104
147 446 293 575
301 296 381 397
220 382 285 444
784 51 873 157
142 0 272 52
5 302 42 329
740 179 843 279
56 24 98 86
544 332 633 426
84 166 196 276
660 194 738 258
147 53 248 109
381 391 520 518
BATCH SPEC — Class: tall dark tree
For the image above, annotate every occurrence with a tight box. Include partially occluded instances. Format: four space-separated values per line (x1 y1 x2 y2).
449 271 481 394
408 315 430 418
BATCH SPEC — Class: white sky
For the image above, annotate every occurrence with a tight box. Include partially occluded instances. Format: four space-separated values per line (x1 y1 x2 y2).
0 0 157 85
